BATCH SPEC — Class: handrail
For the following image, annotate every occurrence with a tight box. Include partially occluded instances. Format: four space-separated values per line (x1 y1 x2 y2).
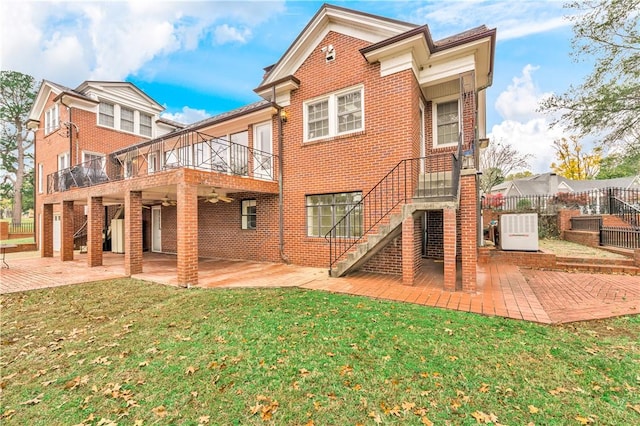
47 131 278 194
610 196 640 228
324 153 460 273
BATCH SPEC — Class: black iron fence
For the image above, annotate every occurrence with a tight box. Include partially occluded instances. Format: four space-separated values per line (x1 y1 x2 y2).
47 131 278 194
570 216 602 231
482 188 640 215
600 226 640 249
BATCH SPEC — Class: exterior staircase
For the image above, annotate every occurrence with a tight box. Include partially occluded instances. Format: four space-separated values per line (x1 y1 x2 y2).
327 154 462 277
555 255 640 275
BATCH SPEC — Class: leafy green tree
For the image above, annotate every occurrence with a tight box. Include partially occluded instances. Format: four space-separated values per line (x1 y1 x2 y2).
505 171 533 181
597 145 640 178
0 71 38 223
550 136 601 180
541 0 640 148
479 140 532 193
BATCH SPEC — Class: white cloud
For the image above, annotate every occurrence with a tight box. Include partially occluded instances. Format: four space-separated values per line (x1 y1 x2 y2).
411 1 572 41
161 106 209 125
214 24 252 44
0 0 284 86
489 65 564 173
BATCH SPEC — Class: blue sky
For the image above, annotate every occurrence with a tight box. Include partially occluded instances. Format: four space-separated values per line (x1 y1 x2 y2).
1 0 593 173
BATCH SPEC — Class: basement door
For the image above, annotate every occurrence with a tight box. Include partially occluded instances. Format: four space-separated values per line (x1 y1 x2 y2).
151 206 162 252
53 214 61 251
253 121 272 179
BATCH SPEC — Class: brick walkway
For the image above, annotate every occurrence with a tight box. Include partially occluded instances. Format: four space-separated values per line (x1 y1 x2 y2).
1 252 638 324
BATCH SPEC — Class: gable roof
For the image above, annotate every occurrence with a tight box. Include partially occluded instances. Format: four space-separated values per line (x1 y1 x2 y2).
255 3 416 97
491 173 640 195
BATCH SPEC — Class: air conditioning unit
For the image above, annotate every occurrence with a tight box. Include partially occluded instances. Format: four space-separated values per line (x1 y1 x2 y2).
499 213 538 251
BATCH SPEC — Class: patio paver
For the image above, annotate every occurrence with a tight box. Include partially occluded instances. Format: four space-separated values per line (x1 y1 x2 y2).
1 251 638 324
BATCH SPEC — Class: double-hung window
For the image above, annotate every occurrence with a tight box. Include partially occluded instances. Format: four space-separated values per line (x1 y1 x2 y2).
99 103 115 127
306 192 362 238
44 104 59 134
241 200 257 230
304 85 363 142
140 113 152 137
433 98 459 147
121 107 134 132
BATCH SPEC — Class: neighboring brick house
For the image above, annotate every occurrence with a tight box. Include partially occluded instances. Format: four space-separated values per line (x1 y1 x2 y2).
29 4 496 291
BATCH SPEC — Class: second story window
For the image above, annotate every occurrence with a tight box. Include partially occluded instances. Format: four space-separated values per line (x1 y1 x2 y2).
140 113 152 137
44 104 59 134
121 107 134 132
433 98 459 147
99 103 114 128
304 85 364 142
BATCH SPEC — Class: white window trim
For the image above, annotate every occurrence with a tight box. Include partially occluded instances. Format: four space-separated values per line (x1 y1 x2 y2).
303 84 364 143
148 152 158 173
38 163 44 194
241 199 257 230
431 94 461 149
57 152 70 171
44 104 60 135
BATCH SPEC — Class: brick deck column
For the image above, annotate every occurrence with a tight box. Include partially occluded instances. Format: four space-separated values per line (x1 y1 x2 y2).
177 182 198 287
60 201 74 261
402 214 416 286
460 171 477 292
87 196 104 267
41 204 54 258
443 207 457 291
125 191 143 275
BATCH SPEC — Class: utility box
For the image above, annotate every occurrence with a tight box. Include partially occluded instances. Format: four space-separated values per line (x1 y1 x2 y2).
499 213 538 251
111 218 125 253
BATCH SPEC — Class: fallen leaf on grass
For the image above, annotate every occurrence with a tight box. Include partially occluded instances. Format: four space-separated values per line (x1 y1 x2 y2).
152 405 167 418
1 410 16 420
299 368 311 377
421 416 434 426
368 412 382 424
549 387 570 395
198 415 210 424
185 366 198 375
574 415 593 424
20 393 44 405
402 401 416 411
528 405 540 414
627 403 640 414
471 411 499 424
479 383 490 393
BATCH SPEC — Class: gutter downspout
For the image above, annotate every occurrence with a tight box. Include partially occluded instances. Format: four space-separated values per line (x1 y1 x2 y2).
273 86 289 264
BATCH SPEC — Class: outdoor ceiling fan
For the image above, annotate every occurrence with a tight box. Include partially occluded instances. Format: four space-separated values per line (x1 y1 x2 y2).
161 195 177 207
203 188 233 204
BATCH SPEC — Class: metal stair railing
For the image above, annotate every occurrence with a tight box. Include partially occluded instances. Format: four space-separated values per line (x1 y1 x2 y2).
610 196 640 228
325 152 461 273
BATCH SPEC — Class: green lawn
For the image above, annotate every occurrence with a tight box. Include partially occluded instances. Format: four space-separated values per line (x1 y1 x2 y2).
1 280 638 425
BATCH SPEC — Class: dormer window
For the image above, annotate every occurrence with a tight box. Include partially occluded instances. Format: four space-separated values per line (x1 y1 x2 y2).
44 104 59 134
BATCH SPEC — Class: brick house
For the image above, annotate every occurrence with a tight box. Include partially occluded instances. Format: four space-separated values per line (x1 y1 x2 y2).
29 4 496 290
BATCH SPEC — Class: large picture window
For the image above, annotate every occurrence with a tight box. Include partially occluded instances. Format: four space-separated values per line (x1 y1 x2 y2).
304 85 363 142
433 98 459 147
306 192 362 238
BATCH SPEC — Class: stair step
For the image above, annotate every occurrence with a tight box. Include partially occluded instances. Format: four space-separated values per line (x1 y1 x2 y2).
555 262 640 275
555 256 634 266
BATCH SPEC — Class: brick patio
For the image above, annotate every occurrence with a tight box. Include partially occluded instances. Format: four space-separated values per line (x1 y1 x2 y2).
1 252 638 324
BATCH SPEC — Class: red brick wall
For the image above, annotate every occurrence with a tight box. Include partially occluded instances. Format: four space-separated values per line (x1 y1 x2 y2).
34 92 151 249
361 236 402 275
160 192 280 262
563 230 600 248
602 215 633 228
280 31 422 267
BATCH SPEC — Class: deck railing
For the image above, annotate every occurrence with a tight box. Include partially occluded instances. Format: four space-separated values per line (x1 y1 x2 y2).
47 131 278 194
